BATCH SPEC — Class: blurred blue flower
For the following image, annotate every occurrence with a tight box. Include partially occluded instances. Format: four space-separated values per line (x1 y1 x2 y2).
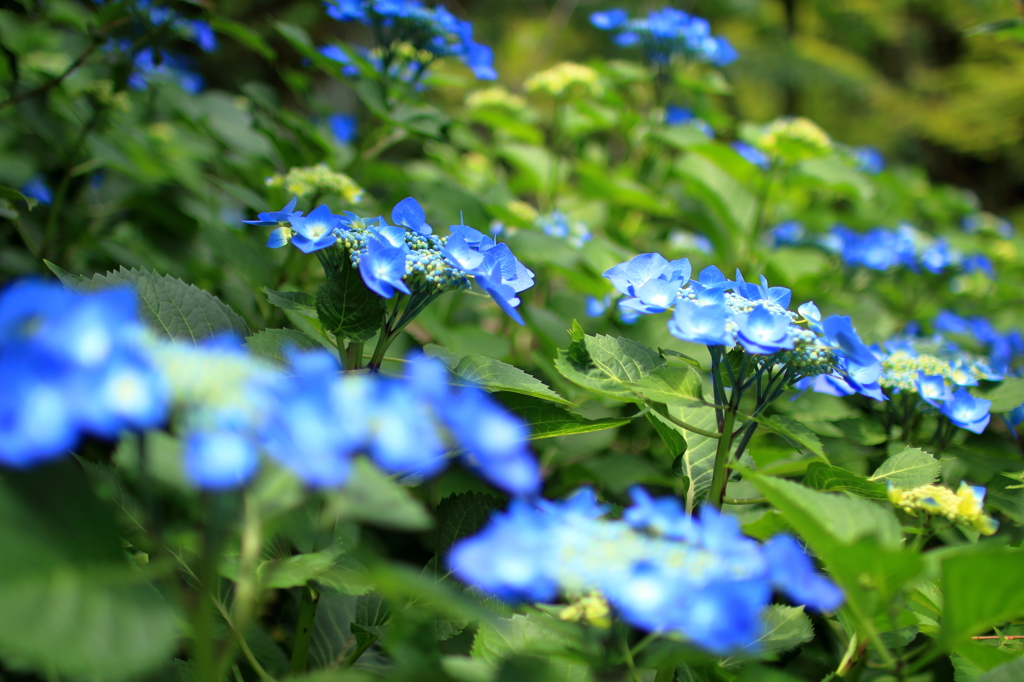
851 146 884 174
770 220 804 246
940 389 991 434
319 45 361 77
328 113 358 144
731 141 771 169
915 373 952 408
592 7 737 67
20 177 53 205
666 106 713 137
585 294 612 317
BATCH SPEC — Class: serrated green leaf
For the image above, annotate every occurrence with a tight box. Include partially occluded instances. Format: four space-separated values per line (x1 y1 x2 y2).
555 332 664 401
804 463 887 500
649 403 717 513
325 458 432 531
725 605 813 664
981 377 1024 413
629 364 704 407
315 263 385 344
43 259 87 287
245 329 322 364
48 265 249 343
471 612 591 679
869 447 939 489
941 546 1024 649
264 287 316 312
451 355 574 405
436 492 502 557
757 415 827 462
496 392 634 440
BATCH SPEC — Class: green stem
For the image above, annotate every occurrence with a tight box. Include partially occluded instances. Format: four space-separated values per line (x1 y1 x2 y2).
617 626 643 682
193 495 229 682
344 341 364 371
723 496 767 505
43 110 101 259
708 408 737 509
231 494 262 633
288 585 319 675
340 634 378 670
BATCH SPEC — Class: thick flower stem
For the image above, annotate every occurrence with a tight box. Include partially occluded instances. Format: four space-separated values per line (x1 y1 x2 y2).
708 408 737 509
289 585 319 675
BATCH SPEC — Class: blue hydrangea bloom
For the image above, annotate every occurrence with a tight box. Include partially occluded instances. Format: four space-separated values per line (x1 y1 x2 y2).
732 141 771 170
668 299 734 346
940 388 991 434
20 177 53 205
450 489 843 654
290 205 344 253
916 373 952 408
328 113 358 144
185 429 260 490
770 220 804 246
851 146 885 174
591 7 737 67
319 45 361 77
360 237 413 298
666 106 713 137
585 294 612 317
243 197 303 227
392 197 431 235
735 306 794 355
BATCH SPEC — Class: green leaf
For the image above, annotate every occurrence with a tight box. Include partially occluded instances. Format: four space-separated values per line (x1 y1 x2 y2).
940 546 1024 649
0 185 37 210
451 355 574 406
980 377 1024 413
210 16 276 60
629 364 705 407
48 264 249 343
264 287 316 312
747 474 903 549
794 157 874 201
555 331 664 401
757 415 827 461
435 492 503 557
471 612 592 678
674 152 757 236
44 259 88 287
649 404 718 513
496 392 634 440
245 329 322 364
726 605 814 663
977 656 1024 682
273 21 316 57
325 458 433 531
0 462 179 680
804 463 887 500
315 263 385 344
869 447 940 489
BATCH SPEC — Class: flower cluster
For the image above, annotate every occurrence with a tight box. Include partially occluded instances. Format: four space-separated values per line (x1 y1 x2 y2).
534 211 592 249
524 62 603 98
465 86 527 112
771 222 995 279
590 8 738 67
934 311 1023 375
888 482 998 535
323 0 496 81
450 488 842 654
245 197 534 324
603 253 884 399
961 212 1014 239
265 164 364 203
751 117 832 165
0 281 168 467
0 280 539 495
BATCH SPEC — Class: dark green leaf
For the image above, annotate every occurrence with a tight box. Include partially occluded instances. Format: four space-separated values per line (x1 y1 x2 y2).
49 265 249 343
245 329 322 364
0 185 37 210
804 463 887 500
264 287 316 312
325 458 433 531
649 404 718 512
435 492 503 557
757 415 827 461
210 16 276 60
496 392 634 440
315 263 385 344
980 377 1024 413
452 355 574 405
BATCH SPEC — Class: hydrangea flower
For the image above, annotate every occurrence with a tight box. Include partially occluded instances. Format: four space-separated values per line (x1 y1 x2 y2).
534 212 592 249
0 281 168 466
731 141 771 170
604 253 878 399
244 197 534 324
940 389 992 434
20 177 53 205
851 146 885 174
328 113 358 144
888 482 998 535
590 7 738 67
665 106 714 137
450 487 842 654
322 0 497 81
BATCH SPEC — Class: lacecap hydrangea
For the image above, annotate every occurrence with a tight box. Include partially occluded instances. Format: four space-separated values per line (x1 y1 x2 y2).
244 197 534 324
0 280 540 496
450 487 843 654
322 0 496 80
603 253 885 400
590 8 737 67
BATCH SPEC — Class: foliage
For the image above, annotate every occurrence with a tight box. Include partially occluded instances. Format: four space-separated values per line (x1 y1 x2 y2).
2 1 1024 682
